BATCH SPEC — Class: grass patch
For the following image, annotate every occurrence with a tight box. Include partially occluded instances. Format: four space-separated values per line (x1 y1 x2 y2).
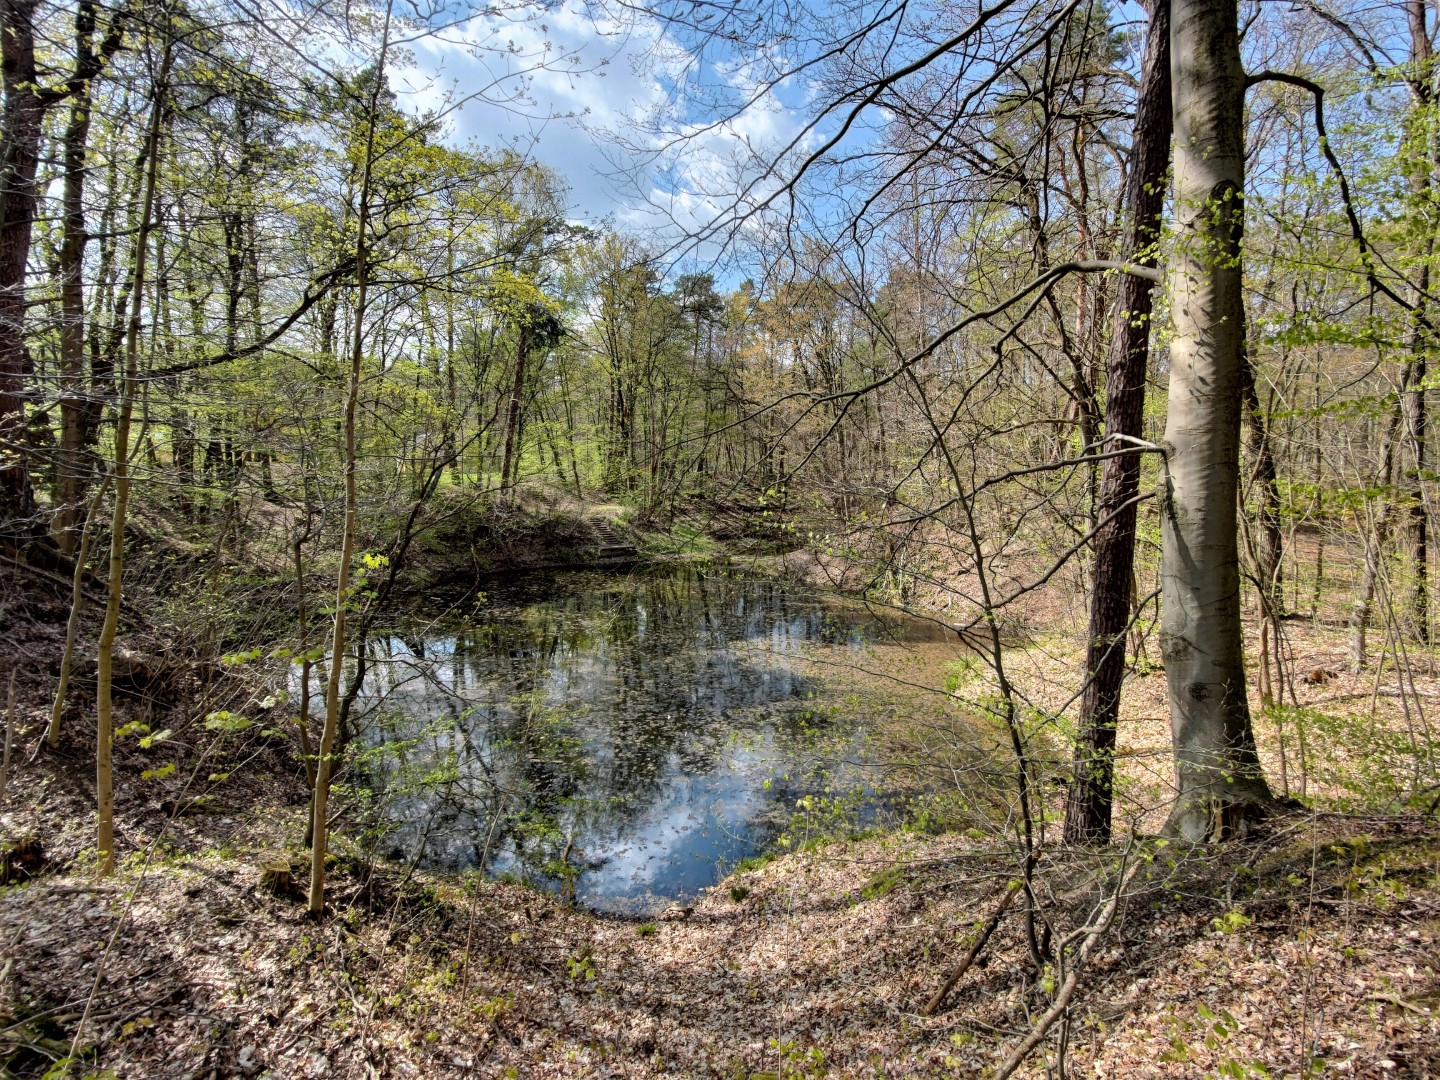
731 851 778 875
860 865 905 901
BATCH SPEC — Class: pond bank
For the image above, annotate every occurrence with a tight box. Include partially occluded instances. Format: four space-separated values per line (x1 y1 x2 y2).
2 782 1436 1077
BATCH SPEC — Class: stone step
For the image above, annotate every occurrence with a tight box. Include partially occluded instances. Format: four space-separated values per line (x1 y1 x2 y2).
587 514 636 554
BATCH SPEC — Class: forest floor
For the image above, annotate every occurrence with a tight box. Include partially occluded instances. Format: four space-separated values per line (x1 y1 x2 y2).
1 767 1437 1079
3 514 1440 1078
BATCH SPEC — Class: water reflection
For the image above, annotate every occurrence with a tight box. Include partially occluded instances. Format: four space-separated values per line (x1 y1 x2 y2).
352 564 945 913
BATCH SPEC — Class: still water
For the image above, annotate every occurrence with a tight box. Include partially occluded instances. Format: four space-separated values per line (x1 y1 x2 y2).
354 564 947 913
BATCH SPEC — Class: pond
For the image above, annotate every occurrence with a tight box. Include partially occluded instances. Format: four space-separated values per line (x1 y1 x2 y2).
351 563 955 914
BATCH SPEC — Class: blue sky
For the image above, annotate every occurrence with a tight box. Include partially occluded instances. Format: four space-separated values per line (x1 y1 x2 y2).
390 0 815 253
377 0 1175 283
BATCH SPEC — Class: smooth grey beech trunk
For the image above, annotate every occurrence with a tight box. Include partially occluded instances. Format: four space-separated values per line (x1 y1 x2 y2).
1160 0 1272 839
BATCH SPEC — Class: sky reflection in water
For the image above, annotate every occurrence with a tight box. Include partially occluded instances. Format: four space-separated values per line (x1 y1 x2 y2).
355 565 942 913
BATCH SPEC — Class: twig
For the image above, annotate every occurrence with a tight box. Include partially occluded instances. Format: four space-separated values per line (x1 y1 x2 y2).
993 856 1141 1079
922 881 1020 1015
1370 991 1432 1016
1245 70 1429 322
1 671 13 805
41 885 122 895
3 551 130 617
48 474 111 748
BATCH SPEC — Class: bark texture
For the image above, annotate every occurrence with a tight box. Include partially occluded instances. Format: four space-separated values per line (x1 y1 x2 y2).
0 0 124 534
0 0 46 528
1404 0 1433 643
1239 342 1283 704
1064 0 1172 846
500 321 530 491
53 1 103 550
1160 0 1272 840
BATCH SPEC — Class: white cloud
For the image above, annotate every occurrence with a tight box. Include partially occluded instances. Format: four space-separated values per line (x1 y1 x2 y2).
389 3 686 225
386 2 817 263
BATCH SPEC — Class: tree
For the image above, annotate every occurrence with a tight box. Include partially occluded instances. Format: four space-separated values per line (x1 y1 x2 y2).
96 9 171 874
0 0 126 536
1159 0 1273 839
51 0 129 551
310 2 393 917
1065 0 1172 845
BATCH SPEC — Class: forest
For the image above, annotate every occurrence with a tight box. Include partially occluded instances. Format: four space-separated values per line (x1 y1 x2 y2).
0 0 1439 1074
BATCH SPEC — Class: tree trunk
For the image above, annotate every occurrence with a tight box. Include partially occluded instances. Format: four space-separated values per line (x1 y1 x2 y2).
0 0 46 530
0 0 123 534
48 475 108 747
1064 0 1171 846
52 2 103 552
293 500 318 792
83 133 123 458
1159 0 1272 840
499 321 530 492
1240 353 1282 615
310 2 391 916
1405 0 1433 644
1349 398 1403 669
1240 340 1284 705
96 37 170 873
1406 292 1429 643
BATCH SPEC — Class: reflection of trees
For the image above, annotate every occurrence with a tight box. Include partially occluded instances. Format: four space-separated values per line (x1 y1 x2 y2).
363 566 908 887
